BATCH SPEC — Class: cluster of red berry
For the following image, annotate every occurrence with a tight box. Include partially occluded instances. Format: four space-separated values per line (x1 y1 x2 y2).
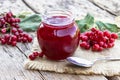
0 12 32 46
79 28 118 51
29 52 44 60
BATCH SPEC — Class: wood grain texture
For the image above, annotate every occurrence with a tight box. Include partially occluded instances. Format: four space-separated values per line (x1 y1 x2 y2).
107 76 120 80
0 45 43 80
41 72 108 80
88 0 120 16
23 0 114 20
0 0 33 14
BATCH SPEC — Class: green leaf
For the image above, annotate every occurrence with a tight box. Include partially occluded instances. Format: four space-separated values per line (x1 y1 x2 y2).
19 14 41 31
16 12 32 19
117 32 120 39
76 13 94 33
95 21 119 32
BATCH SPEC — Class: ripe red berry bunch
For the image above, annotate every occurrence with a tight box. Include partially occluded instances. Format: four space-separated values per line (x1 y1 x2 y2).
0 12 32 46
79 28 118 51
29 52 44 60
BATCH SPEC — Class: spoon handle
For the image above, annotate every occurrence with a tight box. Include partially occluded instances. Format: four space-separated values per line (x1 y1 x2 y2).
106 57 120 61
95 57 120 62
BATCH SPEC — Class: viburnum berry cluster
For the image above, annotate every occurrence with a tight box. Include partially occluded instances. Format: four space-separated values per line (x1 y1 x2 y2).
79 28 118 51
29 52 44 60
0 12 32 46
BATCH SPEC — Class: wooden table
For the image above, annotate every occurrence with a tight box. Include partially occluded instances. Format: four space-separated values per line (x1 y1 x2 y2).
0 0 120 80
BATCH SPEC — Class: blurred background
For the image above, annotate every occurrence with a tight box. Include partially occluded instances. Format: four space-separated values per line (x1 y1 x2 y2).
0 0 120 20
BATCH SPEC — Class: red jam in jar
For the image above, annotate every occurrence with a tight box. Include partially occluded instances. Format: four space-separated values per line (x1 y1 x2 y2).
37 10 80 60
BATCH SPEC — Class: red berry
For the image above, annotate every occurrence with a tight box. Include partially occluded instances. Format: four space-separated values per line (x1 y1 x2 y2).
98 47 103 51
7 40 12 45
11 35 17 41
27 36 33 42
92 35 98 41
1 28 7 34
19 33 24 37
111 33 118 39
12 28 17 33
29 54 36 60
15 18 21 23
7 18 11 23
89 35 94 40
1 38 6 44
98 31 103 37
80 41 88 48
85 44 90 50
92 44 100 51
23 33 29 38
102 37 107 42
33 52 39 57
14 32 19 37
103 30 111 38
90 41 97 46
14 24 20 28
0 19 5 24
22 37 27 43
18 29 23 33
39 52 44 57
107 43 114 48
11 23 19 28
99 41 104 47
3 16 7 21
103 43 108 48
4 34 10 41
6 12 13 18
10 18 16 23
109 38 115 43
17 37 22 42
11 23 16 27
81 35 88 41
11 41 17 46
91 28 97 32
85 31 91 36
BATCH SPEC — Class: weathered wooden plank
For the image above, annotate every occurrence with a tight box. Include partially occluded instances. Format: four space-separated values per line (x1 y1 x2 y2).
107 76 120 80
18 34 107 80
88 0 120 16
41 72 108 80
23 0 114 20
0 0 33 14
0 45 43 80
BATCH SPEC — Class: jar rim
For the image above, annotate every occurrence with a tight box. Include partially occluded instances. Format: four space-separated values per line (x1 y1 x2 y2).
43 10 73 16
42 10 74 27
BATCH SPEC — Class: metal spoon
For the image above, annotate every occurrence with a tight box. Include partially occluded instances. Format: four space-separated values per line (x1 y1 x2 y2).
66 57 120 67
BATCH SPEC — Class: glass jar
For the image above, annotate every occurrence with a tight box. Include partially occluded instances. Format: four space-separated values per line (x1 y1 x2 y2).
37 10 80 60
